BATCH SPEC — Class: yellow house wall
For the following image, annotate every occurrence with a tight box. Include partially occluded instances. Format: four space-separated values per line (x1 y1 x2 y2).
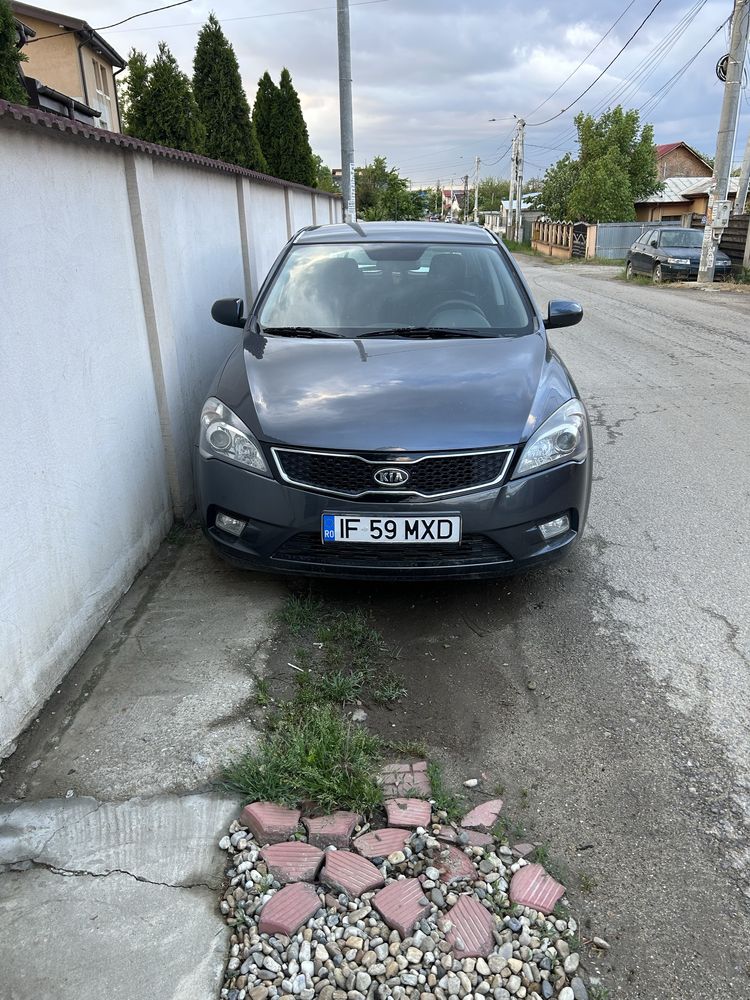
21 16 82 100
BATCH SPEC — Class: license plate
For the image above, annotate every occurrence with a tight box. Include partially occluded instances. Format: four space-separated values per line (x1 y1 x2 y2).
321 514 461 544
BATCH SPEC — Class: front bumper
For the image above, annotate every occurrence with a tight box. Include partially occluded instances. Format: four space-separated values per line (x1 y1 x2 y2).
662 260 733 281
194 450 592 580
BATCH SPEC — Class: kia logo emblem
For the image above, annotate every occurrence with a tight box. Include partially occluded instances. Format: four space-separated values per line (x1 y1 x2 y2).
374 467 410 486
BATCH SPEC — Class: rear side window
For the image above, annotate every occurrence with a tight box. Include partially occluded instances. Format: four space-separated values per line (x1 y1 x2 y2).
257 242 535 337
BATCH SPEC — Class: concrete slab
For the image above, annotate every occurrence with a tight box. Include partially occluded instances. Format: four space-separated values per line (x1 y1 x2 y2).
0 868 227 1000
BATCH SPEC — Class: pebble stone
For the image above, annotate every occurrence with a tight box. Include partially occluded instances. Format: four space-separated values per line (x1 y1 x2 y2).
216 808 596 1000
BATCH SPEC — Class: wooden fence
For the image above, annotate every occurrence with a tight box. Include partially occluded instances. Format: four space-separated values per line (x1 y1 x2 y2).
719 213 749 271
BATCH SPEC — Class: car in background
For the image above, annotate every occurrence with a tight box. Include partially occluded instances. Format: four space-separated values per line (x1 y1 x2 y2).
196 221 591 580
625 227 732 282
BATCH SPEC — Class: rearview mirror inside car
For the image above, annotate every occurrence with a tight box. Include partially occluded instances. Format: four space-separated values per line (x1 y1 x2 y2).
544 300 583 330
211 297 246 328
650 239 658 247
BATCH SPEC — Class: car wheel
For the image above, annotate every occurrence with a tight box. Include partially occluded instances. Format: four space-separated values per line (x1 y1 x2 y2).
625 261 633 280
652 263 663 284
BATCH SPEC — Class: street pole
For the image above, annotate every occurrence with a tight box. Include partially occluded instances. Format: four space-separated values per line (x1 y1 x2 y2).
735 130 750 215
436 179 440 214
506 131 517 240
514 119 525 243
473 156 480 223
463 174 469 223
698 0 750 282
336 0 356 222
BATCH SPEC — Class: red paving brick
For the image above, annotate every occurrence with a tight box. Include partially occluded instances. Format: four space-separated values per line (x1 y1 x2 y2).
384 798 432 829
437 827 494 848
241 802 302 845
303 811 361 849
461 799 504 831
512 842 536 858
436 844 477 884
445 894 495 958
372 878 428 936
379 760 431 798
321 849 385 896
509 863 565 915
258 882 321 935
352 827 410 859
260 842 324 883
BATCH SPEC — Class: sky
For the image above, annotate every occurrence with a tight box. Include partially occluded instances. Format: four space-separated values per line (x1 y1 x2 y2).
73 0 749 187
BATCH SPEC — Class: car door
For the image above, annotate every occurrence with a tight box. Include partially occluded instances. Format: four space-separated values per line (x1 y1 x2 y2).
633 230 656 273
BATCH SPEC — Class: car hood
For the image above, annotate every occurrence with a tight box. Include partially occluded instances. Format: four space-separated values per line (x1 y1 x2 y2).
218 331 573 451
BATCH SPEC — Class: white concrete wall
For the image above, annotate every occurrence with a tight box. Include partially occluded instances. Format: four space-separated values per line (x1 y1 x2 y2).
0 117 342 756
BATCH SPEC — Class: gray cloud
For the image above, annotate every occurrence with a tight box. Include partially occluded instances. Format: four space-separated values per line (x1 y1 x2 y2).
85 0 746 183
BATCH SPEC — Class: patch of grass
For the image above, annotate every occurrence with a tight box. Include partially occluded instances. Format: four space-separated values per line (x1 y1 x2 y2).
589 987 610 1000
372 669 407 704
254 677 270 708
383 737 428 756
427 761 465 823
579 872 598 894
277 594 325 634
223 702 383 815
294 668 366 705
532 843 567 883
316 609 383 672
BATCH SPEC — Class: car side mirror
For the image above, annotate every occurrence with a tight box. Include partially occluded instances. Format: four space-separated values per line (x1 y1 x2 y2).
211 297 245 328
650 239 658 247
544 300 583 330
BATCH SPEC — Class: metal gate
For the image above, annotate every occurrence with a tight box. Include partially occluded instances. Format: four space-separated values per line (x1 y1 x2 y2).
571 223 587 258
594 221 668 260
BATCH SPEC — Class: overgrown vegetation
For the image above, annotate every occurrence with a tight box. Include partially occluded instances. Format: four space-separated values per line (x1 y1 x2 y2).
223 702 383 814
427 761 465 822
0 0 28 105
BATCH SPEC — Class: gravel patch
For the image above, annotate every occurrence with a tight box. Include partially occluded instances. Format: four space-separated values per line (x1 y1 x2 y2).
217 810 590 1000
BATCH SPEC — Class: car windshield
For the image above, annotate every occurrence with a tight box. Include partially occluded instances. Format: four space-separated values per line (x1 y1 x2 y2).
257 242 535 338
659 229 703 248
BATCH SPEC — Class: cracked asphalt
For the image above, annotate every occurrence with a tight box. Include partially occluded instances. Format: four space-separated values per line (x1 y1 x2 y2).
1 259 748 999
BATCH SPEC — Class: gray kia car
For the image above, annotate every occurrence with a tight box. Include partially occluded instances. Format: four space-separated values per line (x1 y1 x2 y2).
195 222 592 580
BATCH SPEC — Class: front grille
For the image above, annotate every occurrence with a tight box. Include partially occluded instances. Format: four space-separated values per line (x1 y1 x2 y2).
272 447 513 498
272 533 510 568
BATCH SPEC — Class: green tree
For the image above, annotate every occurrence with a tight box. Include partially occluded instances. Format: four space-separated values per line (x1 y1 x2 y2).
137 42 205 152
536 153 579 219
119 49 149 137
567 147 634 223
477 176 510 212
312 154 337 192
0 0 28 105
192 14 266 171
253 71 280 173
356 157 422 220
274 67 315 186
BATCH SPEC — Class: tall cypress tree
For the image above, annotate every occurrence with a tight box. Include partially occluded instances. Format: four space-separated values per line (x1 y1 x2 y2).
275 67 315 186
252 70 280 175
0 0 28 105
137 42 205 153
193 14 266 171
120 49 149 137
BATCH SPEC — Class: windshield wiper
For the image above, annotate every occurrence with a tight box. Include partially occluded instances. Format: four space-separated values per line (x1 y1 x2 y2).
357 327 490 339
261 326 345 339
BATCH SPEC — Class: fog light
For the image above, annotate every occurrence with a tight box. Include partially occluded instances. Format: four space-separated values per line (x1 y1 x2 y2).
216 512 246 537
539 514 570 540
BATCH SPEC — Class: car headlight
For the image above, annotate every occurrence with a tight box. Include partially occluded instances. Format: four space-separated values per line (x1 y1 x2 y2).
666 257 690 265
199 397 271 476
511 399 589 479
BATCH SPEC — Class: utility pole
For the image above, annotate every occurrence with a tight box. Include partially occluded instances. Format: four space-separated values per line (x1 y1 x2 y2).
462 174 469 223
514 119 525 243
506 131 517 241
336 0 356 222
436 179 440 215
735 131 750 215
473 156 481 223
698 0 750 282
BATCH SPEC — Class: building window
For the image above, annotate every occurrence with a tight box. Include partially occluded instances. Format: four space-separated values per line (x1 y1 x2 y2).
92 59 112 130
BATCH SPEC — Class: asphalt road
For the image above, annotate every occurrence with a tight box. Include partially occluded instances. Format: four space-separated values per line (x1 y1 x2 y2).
3 260 749 999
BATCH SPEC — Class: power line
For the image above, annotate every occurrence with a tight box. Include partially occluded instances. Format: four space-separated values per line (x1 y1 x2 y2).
26 0 193 42
523 0 638 120
527 0 664 127
107 0 396 34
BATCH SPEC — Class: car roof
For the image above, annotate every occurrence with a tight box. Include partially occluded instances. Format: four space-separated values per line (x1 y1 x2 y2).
293 221 497 245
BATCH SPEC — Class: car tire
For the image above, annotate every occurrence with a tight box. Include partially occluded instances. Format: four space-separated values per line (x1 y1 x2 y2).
652 263 663 284
625 262 633 280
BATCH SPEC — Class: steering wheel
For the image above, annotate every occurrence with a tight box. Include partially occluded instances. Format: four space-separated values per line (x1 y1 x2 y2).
426 300 488 324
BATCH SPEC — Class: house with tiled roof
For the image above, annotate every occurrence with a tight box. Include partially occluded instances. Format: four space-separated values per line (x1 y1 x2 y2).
656 142 712 180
